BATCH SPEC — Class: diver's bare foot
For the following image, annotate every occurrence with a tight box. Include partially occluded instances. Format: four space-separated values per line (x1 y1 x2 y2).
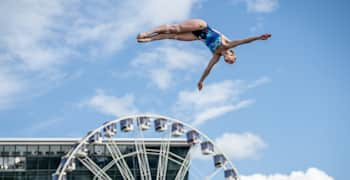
137 32 153 39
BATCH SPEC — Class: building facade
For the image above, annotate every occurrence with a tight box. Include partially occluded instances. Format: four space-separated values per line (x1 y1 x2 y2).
0 138 189 180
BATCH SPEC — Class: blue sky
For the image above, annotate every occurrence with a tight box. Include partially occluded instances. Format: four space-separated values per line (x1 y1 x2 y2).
0 0 349 179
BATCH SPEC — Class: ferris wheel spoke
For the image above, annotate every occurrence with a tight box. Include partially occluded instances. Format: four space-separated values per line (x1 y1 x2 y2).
54 115 240 180
105 140 135 180
92 151 139 180
135 129 152 180
174 145 195 180
156 131 171 180
204 167 222 180
78 156 112 180
92 160 115 180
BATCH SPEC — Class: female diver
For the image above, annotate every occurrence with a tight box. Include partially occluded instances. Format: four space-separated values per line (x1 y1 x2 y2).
137 19 271 91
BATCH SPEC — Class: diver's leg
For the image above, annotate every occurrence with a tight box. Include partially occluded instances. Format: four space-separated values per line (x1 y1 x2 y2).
137 19 206 39
153 19 207 33
137 34 175 42
171 33 198 41
174 19 207 32
137 33 198 42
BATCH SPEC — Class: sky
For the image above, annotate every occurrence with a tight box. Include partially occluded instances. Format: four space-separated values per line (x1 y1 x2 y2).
0 0 349 179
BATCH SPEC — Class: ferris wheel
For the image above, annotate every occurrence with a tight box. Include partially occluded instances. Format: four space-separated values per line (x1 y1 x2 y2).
52 114 240 180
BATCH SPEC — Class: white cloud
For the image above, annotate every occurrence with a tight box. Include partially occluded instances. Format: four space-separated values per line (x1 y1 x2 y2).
192 132 266 160
65 0 200 55
234 0 279 13
138 0 199 25
0 0 200 108
0 68 26 109
174 78 270 126
82 90 138 117
215 132 267 160
130 45 207 89
247 76 271 89
241 168 334 180
0 0 70 71
177 80 241 109
0 0 76 108
150 69 172 90
193 100 255 126
1 0 200 68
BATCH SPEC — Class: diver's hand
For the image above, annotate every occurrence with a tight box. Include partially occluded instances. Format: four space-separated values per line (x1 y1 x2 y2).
197 81 203 91
260 33 272 40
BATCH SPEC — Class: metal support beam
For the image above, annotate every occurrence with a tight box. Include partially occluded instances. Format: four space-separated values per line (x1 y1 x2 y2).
174 146 195 180
105 139 135 180
135 129 152 180
156 133 171 180
78 156 112 180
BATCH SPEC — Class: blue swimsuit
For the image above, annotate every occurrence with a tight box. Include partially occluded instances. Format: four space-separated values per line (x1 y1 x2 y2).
192 25 222 53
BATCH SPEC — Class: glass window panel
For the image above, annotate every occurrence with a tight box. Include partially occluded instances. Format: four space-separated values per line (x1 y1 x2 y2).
38 157 49 169
27 145 38 156
49 157 61 170
50 145 60 155
60 145 72 154
7 157 15 169
148 155 159 168
94 156 109 167
15 145 26 156
14 157 26 170
26 157 37 169
113 145 128 154
87 145 94 155
0 157 4 169
4 145 15 156
75 158 87 170
94 145 105 155
167 160 180 170
38 145 50 156
0 157 26 170
124 156 134 169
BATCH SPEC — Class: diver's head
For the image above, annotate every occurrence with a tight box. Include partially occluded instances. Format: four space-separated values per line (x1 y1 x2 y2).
223 49 237 64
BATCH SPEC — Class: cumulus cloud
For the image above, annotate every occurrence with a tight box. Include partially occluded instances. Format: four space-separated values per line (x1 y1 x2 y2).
1 0 200 68
215 132 267 160
193 132 266 160
82 90 138 117
174 77 270 126
63 0 200 55
0 0 71 71
233 0 279 13
130 45 207 89
0 0 76 108
241 168 334 180
0 0 200 108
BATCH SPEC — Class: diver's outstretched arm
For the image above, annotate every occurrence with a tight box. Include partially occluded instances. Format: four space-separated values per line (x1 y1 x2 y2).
226 33 271 49
197 54 221 91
